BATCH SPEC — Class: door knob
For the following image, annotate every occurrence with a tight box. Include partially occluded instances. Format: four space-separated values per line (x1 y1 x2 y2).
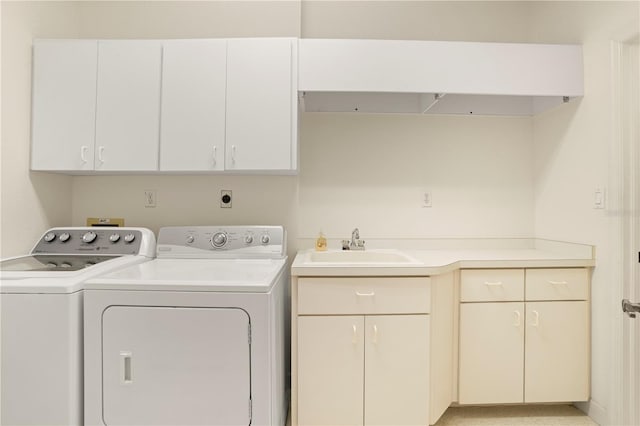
622 299 640 318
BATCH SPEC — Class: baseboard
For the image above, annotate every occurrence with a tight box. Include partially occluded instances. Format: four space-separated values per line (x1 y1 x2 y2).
575 399 608 425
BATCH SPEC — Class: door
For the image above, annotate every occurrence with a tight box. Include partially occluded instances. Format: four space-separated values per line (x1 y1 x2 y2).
95 40 161 171
524 301 589 402
297 315 364 426
458 302 525 404
160 40 227 171
364 315 429 426
620 37 640 426
102 306 251 426
226 38 296 171
31 40 98 171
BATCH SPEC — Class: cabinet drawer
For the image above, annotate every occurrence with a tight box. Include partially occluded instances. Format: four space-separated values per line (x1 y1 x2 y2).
460 269 524 302
297 277 430 315
525 268 589 301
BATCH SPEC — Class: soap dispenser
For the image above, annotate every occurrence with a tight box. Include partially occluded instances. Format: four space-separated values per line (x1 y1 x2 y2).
315 231 327 251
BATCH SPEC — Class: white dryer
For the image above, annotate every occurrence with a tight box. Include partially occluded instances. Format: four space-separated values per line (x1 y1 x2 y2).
0 227 156 426
84 225 288 426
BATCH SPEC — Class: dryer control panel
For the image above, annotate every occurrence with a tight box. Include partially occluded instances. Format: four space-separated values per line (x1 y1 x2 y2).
157 226 286 259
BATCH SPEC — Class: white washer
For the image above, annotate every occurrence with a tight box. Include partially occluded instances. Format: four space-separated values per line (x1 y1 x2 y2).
84 225 288 426
0 227 156 426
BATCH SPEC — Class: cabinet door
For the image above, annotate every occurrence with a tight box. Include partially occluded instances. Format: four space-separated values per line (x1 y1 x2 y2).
95 40 161 171
160 40 226 171
226 38 296 171
297 316 364 426
459 302 525 404
31 40 98 171
524 301 589 402
365 315 429 426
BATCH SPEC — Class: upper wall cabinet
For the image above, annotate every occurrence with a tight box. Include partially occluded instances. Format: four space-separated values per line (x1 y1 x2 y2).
31 38 298 174
95 40 162 171
298 39 584 116
31 40 98 172
160 39 227 172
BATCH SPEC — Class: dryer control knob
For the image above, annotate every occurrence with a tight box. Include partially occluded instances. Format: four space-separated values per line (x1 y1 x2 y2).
261 234 270 244
211 232 227 248
59 233 71 243
124 233 136 244
109 233 121 243
186 235 195 244
82 231 97 243
244 235 254 244
44 232 56 242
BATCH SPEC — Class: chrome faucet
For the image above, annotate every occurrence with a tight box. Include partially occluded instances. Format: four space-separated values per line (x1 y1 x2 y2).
342 228 365 250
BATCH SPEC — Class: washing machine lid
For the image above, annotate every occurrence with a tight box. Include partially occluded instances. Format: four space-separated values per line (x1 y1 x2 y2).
85 258 287 292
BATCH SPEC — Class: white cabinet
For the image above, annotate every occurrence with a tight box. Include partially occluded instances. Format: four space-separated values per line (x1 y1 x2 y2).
458 268 590 404
31 40 162 172
226 38 297 171
160 40 227 171
95 40 162 171
31 40 98 171
31 38 298 174
294 277 431 426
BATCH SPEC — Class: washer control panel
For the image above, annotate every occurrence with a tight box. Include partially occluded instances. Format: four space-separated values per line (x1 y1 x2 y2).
157 226 286 258
32 228 144 255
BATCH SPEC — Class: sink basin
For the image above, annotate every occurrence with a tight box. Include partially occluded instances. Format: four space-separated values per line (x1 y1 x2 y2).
307 250 421 265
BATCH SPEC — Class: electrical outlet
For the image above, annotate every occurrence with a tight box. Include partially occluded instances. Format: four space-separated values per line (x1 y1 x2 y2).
422 191 432 208
144 190 156 208
221 190 232 208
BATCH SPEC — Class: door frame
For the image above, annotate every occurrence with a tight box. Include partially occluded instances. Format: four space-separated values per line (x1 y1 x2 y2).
610 30 639 426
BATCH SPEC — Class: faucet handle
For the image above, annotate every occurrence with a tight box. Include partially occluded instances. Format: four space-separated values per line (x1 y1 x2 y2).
342 240 351 250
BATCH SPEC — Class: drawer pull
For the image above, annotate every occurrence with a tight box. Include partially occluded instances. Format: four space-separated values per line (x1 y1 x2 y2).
356 291 375 297
372 324 378 344
352 325 357 344
548 280 568 285
530 310 540 327
484 281 503 286
513 310 521 327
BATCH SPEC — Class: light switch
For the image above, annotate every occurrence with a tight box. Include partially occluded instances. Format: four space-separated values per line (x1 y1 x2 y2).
594 187 605 209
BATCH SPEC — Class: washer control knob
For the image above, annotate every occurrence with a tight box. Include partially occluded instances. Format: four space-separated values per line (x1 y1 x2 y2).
124 233 136 244
244 235 254 244
109 233 121 243
211 232 227 248
261 234 270 245
82 231 97 244
60 262 72 268
186 235 195 244
44 232 56 242
59 233 71 243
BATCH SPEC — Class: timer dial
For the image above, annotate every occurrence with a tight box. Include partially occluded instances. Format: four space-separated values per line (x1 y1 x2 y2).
211 232 228 248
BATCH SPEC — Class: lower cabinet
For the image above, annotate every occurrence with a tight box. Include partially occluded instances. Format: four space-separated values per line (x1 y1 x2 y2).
458 268 590 404
298 315 429 426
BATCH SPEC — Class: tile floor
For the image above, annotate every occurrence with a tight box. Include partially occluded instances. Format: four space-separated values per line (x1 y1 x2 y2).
433 405 598 425
287 405 598 426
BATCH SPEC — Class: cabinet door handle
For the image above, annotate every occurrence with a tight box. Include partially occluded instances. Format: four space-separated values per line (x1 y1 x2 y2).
530 310 540 327
355 291 375 297
97 146 105 163
352 325 357 344
372 324 378 344
513 310 521 327
484 281 503 286
80 146 88 163
548 280 568 285
120 351 132 384
212 146 217 166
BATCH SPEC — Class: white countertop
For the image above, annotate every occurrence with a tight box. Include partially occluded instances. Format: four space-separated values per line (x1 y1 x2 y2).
291 239 595 276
